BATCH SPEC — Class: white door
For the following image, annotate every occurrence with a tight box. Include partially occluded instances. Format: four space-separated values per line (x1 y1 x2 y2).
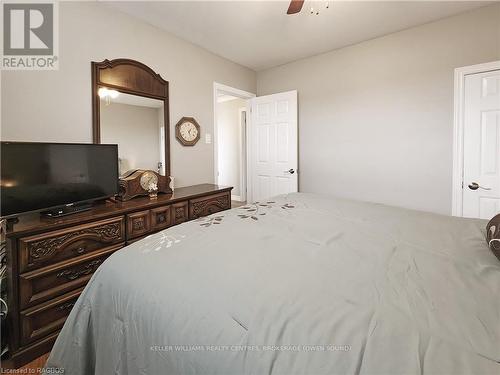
248 90 298 202
463 70 500 219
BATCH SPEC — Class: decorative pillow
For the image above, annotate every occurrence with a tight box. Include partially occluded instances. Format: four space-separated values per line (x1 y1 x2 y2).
486 214 500 261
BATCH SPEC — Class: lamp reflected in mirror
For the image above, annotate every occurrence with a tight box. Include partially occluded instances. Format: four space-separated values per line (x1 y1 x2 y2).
98 87 120 105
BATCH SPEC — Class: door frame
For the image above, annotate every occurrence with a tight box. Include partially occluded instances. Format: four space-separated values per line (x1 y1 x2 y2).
238 107 247 202
452 60 500 216
213 82 255 200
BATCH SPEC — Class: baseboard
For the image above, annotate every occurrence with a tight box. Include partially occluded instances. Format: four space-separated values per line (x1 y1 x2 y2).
5 330 58 369
231 195 243 202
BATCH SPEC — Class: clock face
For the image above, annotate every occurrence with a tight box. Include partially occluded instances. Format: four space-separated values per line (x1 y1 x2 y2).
176 117 200 146
140 171 158 190
180 122 199 142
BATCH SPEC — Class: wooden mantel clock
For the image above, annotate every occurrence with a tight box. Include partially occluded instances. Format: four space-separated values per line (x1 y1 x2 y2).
118 169 171 201
176 117 200 146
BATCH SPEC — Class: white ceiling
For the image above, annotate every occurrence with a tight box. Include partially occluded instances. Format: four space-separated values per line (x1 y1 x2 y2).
217 94 240 103
104 92 164 108
105 1 492 71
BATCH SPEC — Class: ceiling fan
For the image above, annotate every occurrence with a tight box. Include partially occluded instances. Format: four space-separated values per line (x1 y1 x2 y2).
287 0 304 14
287 0 329 15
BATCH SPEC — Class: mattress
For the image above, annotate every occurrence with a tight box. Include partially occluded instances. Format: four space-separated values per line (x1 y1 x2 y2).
46 193 500 374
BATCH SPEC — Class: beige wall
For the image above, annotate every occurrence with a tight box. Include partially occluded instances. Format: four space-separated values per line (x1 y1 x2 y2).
100 102 161 175
217 98 246 196
0 2 256 188
257 4 500 215
2 2 499 213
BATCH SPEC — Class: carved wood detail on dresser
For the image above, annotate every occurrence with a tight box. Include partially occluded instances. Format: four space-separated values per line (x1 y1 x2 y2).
189 191 231 219
3 184 232 368
19 217 125 272
172 201 189 225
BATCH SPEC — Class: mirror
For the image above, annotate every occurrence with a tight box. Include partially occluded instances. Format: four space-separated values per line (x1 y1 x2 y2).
92 59 170 178
100 92 165 175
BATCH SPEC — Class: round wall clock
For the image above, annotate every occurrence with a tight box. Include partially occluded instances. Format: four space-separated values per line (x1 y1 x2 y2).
175 117 200 146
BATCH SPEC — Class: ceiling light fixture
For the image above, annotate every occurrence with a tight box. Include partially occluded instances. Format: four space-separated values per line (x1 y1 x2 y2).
310 2 329 16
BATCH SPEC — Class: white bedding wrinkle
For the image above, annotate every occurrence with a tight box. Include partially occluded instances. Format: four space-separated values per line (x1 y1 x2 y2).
46 193 500 375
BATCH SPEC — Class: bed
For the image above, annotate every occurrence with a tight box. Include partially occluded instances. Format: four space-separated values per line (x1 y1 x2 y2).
45 193 500 374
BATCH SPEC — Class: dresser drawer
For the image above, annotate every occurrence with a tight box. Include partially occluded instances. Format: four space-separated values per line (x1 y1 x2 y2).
189 192 231 219
18 244 121 310
150 205 172 231
19 217 125 273
172 201 189 225
127 210 151 239
20 288 83 346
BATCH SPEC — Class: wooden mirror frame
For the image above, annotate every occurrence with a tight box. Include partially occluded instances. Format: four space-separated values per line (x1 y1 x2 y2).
91 58 170 177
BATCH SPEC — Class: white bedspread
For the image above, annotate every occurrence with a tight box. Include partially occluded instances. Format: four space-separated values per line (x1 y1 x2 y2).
46 193 500 374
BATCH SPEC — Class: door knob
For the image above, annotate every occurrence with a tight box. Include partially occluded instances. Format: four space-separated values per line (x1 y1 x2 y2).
468 182 491 191
284 169 295 174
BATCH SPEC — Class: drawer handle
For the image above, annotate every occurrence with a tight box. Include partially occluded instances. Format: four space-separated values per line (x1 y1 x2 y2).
74 246 87 254
56 259 102 281
57 301 75 311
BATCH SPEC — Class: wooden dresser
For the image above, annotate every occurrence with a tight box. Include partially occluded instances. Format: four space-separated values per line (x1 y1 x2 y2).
3 184 232 368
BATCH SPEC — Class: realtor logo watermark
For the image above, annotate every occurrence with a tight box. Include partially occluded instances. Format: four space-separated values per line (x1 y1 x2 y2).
2 1 58 70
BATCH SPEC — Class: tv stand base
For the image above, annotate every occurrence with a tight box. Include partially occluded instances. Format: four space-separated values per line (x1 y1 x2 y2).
41 203 93 218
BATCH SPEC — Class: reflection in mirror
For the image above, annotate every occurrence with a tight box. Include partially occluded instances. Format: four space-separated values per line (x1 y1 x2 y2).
99 91 166 176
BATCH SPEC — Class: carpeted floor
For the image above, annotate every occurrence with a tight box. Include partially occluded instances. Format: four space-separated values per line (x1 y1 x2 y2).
232 200 246 208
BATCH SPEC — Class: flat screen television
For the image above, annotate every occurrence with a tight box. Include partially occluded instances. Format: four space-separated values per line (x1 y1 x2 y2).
1 142 119 218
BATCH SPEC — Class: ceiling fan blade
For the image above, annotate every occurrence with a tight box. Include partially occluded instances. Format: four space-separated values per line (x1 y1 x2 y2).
287 0 304 14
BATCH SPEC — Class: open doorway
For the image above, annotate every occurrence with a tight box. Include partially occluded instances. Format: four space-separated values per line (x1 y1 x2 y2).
213 83 255 207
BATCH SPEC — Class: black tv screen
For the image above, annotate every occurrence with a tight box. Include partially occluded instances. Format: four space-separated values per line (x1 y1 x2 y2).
1 142 118 217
